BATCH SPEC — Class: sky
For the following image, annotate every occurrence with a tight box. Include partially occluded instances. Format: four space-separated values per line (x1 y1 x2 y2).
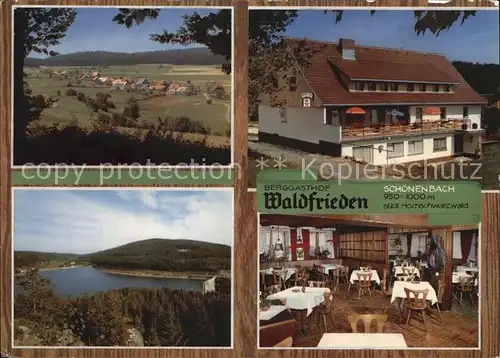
13 189 233 254
279 10 499 64
29 8 220 58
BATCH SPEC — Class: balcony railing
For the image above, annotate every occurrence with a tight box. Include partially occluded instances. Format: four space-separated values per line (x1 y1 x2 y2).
341 118 474 139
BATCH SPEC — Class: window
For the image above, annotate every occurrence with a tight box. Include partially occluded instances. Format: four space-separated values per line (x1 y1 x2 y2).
407 83 414 92
463 106 469 118
416 107 423 122
279 108 287 123
419 84 427 92
390 83 399 92
355 82 365 91
445 84 451 92
368 82 376 91
382 83 389 92
440 107 447 120
408 140 424 155
352 146 374 163
433 84 440 92
387 142 404 158
433 137 447 152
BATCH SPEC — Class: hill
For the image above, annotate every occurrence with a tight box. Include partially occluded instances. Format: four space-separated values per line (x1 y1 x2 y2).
14 251 80 268
83 238 231 273
452 61 500 95
24 47 227 67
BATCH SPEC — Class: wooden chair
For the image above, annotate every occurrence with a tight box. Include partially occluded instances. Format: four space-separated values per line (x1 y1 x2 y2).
308 280 326 288
331 266 341 291
431 280 445 320
347 314 388 333
356 272 373 298
456 276 475 306
402 267 417 282
266 284 282 297
379 269 393 313
404 287 429 328
273 336 293 347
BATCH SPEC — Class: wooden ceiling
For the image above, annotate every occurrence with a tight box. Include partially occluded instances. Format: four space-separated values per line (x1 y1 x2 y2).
259 213 431 229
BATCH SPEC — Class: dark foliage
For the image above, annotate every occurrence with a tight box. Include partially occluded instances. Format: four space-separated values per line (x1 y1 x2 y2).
14 251 79 268
453 61 500 95
84 239 231 273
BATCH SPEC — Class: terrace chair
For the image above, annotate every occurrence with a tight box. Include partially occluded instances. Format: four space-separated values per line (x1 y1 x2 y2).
356 272 373 298
456 276 475 306
404 287 429 329
266 284 282 297
332 266 342 291
259 319 296 347
273 336 293 348
347 314 388 333
401 267 418 282
308 291 337 334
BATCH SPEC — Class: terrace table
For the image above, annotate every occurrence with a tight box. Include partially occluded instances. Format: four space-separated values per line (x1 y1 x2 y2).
349 270 380 285
317 333 408 348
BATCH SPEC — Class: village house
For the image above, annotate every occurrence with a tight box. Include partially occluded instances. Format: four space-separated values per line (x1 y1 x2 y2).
167 83 181 95
258 38 486 165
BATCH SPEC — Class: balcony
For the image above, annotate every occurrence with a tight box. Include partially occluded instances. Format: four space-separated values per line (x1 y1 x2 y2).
341 118 475 140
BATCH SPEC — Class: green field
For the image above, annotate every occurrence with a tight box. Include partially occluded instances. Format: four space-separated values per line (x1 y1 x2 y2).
25 64 232 135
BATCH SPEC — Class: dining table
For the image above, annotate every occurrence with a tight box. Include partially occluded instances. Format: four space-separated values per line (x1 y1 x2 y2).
266 286 330 333
317 333 408 348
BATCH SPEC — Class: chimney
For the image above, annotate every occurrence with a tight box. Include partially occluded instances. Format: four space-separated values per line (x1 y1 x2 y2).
339 38 356 60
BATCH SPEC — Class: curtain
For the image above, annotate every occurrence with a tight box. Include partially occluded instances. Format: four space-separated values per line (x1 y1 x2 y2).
428 235 448 269
406 234 412 257
452 232 462 259
460 231 474 264
410 234 420 257
260 230 269 254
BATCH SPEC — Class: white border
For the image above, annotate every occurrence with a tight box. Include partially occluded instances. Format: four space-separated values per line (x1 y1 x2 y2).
11 5 236 169
256 212 482 350
11 186 235 350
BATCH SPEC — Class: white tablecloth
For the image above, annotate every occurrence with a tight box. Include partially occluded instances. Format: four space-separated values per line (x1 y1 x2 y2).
267 286 330 316
259 305 287 321
390 281 438 305
317 333 407 348
456 266 479 273
453 272 478 286
394 266 420 278
349 270 380 285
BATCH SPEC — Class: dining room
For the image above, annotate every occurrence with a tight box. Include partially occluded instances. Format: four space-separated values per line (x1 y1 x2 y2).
258 214 480 349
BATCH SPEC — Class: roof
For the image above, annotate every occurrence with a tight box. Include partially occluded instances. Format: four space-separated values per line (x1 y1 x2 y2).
285 38 486 105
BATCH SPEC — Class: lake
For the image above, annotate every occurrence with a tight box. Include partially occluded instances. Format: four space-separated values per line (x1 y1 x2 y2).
16 267 203 297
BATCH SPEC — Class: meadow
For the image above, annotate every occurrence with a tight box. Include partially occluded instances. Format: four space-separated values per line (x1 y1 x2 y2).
25 64 232 136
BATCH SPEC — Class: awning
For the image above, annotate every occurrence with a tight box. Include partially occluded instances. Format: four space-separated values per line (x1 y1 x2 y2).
424 108 441 115
346 107 366 115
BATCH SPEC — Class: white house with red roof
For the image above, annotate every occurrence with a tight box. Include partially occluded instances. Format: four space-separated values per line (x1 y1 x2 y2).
258 38 486 165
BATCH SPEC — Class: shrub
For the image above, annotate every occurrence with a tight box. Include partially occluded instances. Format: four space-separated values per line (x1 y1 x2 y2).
206 99 213 105
77 92 86 102
65 89 77 96
56 90 61 96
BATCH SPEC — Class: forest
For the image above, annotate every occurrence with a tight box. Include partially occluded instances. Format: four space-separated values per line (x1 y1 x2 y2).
14 269 231 347
25 48 226 67
452 61 500 96
15 239 232 273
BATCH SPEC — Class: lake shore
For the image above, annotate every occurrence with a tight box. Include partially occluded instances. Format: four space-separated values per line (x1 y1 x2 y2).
97 268 215 280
